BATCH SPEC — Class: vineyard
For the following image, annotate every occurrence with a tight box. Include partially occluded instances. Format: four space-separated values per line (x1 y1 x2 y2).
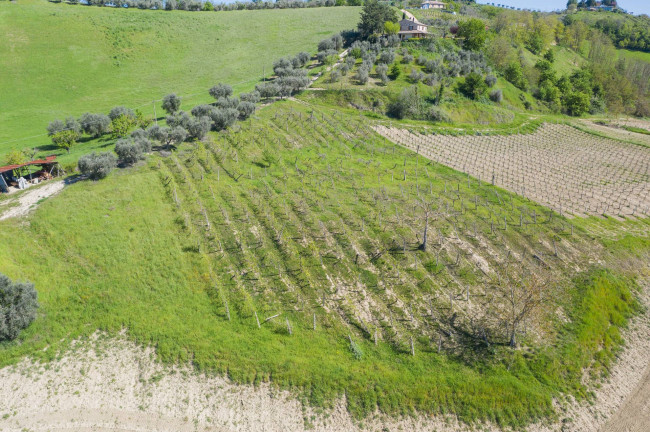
158 101 597 360
0 98 642 426
374 123 650 219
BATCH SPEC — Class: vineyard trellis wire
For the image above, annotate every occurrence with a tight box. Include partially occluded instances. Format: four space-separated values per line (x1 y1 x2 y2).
374 123 650 219
154 102 596 357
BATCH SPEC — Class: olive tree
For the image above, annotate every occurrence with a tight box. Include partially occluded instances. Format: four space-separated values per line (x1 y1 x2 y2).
115 138 144 165
109 106 135 121
187 116 212 140
209 83 233 100
79 113 111 137
78 152 117 180
0 273 38 342
256 82 280 100
237 101 256 120
162 93 182 115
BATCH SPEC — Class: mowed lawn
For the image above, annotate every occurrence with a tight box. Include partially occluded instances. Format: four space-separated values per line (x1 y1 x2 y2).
0 1 360 155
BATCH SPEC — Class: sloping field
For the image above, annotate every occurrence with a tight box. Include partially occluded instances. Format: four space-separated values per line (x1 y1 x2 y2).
0 1 360 154
1 100 642 427
374 123 650 218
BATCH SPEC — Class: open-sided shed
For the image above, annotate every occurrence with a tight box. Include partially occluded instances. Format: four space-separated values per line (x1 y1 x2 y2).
0 155 60 193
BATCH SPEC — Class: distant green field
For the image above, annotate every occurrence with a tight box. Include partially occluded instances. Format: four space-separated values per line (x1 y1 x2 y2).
0 1 360 156
619 48 650 64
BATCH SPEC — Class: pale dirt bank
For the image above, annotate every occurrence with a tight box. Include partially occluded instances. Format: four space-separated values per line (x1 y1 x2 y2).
0 282 648 432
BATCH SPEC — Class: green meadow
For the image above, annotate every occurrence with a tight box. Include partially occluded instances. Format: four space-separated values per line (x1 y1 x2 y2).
0 0 360 155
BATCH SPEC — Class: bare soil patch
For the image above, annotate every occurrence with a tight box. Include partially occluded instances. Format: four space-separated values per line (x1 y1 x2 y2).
374 123 650 218
0 180 64 221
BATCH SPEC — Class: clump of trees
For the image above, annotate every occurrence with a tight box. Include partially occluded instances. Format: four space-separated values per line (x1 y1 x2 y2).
0 273 39 342
458 72 488 100
456 19 488 51
357 0 398 39
61 0 351 13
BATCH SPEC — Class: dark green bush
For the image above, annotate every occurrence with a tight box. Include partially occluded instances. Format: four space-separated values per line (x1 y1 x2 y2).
0 273 38 342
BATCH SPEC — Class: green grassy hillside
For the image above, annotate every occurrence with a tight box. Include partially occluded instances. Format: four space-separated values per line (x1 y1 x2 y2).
0 1 360 155
0 99 643 426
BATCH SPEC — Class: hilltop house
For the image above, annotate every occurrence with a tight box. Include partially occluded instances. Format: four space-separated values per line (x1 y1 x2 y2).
398 18 429 40
421 1 445 9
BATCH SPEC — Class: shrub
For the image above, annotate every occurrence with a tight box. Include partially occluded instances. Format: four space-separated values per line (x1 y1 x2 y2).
166 111 192 129
240 91 260 104
0 273 38 342
216 96 240 110
168 126 188 146
115 138 144 165
187 117 211 140
256 82 280 100
209 83 233 100
390 63 401 79
162 93 182 114
78 152 117 180
79 113 111 137
564 91 591 116
191 104 215 118
387 86 419 119
426 106 450 122
485 75 497 87
330 69 341 83
109 106 135 121
356 68 369 85
209 108 238 131
458 72 488 99
409 69 423 83
504 62 527 90
376 64 388 85
237 101 256 120
490 89 503 103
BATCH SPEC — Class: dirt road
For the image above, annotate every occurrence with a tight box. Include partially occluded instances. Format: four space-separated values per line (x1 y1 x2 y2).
600 360 650 432
0 180 64 221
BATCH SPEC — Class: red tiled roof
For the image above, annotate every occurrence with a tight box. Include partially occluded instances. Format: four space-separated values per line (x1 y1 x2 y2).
0 155 57 173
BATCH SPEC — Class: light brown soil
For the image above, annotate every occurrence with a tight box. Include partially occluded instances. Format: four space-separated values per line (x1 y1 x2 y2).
580 120 650 147
0 179 64 221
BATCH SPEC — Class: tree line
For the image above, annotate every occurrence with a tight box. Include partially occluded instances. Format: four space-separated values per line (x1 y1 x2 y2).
52 0 362 12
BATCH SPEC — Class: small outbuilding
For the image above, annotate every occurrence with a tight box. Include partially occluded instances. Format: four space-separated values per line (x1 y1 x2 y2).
0 155 60 194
